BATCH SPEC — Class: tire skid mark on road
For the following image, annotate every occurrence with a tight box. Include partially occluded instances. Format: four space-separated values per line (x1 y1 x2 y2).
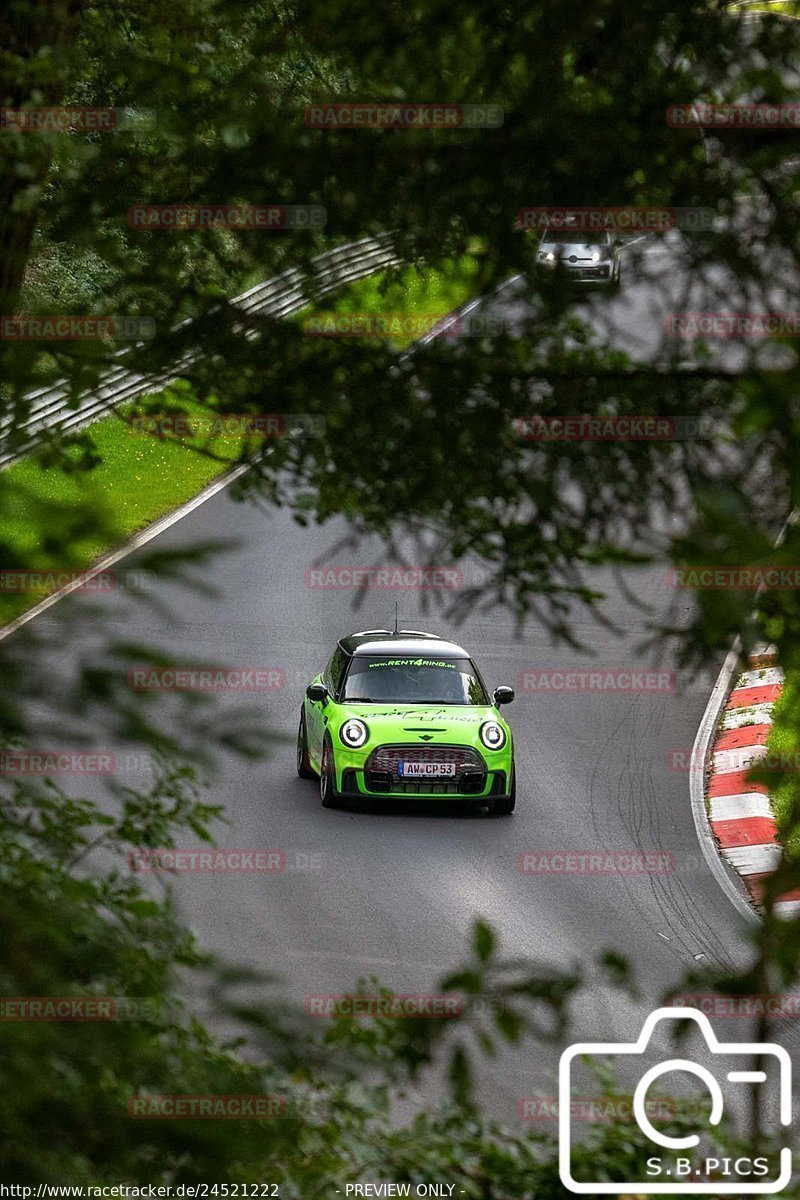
633 704 729 966
586 697 735 973
626 710 730 970
637 714 740 973
586 703 699 964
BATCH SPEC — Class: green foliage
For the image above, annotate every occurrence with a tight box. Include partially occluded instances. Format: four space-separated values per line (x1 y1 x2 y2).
761 677 800 857
2 0 800 1189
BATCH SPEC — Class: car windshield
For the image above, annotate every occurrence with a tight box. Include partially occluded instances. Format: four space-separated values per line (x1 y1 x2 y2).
342 655 488 705
542 229 610 244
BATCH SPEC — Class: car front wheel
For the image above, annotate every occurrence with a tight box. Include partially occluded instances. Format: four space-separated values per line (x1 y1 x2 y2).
491 764 516 815
320 736 339 808
296 708 315 779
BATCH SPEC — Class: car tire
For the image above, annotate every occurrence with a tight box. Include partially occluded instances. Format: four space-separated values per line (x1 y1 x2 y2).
610 264 621 293
296 708 315 779
320 736 339 808
491 764 516 815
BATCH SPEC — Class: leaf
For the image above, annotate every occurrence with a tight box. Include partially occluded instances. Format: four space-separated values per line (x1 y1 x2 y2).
473 920 495 963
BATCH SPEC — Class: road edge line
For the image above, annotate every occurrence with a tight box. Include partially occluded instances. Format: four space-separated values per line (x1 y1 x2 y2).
0 463 249 643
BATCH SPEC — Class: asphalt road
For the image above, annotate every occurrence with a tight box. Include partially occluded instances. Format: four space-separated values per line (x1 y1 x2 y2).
15 234 798 1131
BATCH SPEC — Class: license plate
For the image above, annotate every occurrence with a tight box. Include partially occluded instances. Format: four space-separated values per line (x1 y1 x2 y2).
398 761 456 778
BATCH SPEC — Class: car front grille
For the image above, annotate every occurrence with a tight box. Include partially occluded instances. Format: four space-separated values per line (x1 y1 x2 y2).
569 265 611 279
364 743 486 794
367 744 483 773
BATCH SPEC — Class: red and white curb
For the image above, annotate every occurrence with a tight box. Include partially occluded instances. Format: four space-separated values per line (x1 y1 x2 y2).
705 648 799 919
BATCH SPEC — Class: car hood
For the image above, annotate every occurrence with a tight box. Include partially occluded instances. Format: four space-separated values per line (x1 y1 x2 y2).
343 703 497 720
336 702 509 744
541 242 610 256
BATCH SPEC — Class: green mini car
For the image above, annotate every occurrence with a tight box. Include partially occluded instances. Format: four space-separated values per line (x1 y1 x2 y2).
296 629 516 814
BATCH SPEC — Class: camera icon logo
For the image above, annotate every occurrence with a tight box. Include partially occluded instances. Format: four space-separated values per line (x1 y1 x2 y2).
559 1006 792 1194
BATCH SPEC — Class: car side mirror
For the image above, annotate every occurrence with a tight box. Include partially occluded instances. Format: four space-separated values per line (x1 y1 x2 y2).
306 683 329 705
493 686 515 706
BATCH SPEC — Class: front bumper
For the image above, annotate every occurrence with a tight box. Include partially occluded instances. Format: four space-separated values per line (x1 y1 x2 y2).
334 742 512 800
537 261 615 284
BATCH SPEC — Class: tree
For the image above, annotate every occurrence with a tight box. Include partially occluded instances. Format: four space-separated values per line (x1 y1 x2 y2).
2 0 800 1189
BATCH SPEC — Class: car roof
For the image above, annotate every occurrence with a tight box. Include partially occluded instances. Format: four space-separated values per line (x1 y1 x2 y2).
338 629 470 658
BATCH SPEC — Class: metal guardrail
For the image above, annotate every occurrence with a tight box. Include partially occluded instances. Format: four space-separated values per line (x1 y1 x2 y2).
0 235 400 468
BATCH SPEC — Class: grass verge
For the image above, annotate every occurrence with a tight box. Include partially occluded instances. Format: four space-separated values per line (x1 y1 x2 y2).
292 252 484 347
0 393 241 624
1 255 484 624
730 0 799 14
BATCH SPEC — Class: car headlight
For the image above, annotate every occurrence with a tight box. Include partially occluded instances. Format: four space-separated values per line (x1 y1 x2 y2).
544 251 555 262
340 718 369 748
591 249 601 262
480 721 506 751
